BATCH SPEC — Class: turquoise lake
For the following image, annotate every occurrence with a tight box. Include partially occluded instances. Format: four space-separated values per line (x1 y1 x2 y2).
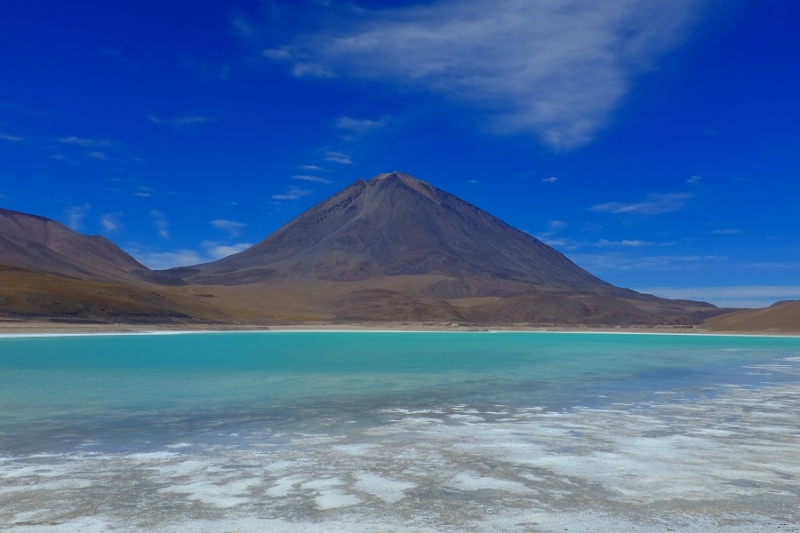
1 332 799 454
2 332 800 532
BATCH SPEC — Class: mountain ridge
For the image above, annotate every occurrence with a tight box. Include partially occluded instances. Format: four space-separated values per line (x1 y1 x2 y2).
1 174 731 325
167 172 721 325
176 172 609 289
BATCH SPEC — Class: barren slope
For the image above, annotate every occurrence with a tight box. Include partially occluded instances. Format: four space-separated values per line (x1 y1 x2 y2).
0 266 227 322
172 173 722 325
0 208 183 285
705 300 800 333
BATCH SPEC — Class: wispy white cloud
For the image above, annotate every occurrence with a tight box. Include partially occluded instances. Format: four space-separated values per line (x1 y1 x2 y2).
573 253 725 272
540 238 570 248
272 186 312 201
87 151 108 160
712 228 740 235
324 151 352 164
291 62 334 78
64 204 91 230
535 220 578 250
301 164 328 172
149 210 169 239
591 193 693 215
133 249 206 270
595 239 652 247
149 115 213 127
210 219 246 237
132 241 254 270
134 185 152 198
231 16 257 39
542 177 559 183
292 175 332 184
201 240 253 260
0 133 23 142
266 0 704 148
687 175 702 184
99 213 120 233
263 47 292 60
58 136 113 148
56 136 135 163
636 286 800 309
336 116 389 135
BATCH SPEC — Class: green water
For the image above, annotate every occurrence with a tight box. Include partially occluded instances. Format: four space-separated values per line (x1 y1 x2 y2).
1 332 799 454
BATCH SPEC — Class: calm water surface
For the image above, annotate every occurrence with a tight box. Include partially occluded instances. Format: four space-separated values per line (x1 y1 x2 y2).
1 332 799 455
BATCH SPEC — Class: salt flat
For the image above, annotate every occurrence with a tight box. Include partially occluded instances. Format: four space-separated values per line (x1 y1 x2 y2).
1 333 799 532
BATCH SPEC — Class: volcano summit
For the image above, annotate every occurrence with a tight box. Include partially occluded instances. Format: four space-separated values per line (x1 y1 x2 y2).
168 172 719 325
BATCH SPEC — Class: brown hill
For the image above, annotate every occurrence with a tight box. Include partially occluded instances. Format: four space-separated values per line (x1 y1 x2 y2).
0 208 183 285
172 172 721 325
0 209 223 322
0 266 224 322
705 300 800 333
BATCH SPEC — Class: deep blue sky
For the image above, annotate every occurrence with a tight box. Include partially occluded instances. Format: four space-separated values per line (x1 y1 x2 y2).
1 0 799 307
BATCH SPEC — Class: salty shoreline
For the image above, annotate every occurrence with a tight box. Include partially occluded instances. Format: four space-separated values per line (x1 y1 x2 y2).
2 349 799 532
0 318 796 337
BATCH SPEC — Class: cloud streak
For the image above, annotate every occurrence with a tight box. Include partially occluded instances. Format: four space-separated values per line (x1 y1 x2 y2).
64 204 91 230
266 0 704 148
272 186 312 201
573 253 725 272
149 115 213 127
99 213 120 233
591 193 693 215
150 210 169 239
202 241 253 260
336 116 389 135
324 151 352 164
292 175 332 184
59 136 113 148
132 241 254 270
210 219 246 237
595 239 653 247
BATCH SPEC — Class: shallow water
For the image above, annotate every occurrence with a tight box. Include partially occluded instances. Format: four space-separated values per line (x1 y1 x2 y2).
1 332 799 532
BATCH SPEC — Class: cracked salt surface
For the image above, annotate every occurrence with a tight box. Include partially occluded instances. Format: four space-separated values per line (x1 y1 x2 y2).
2 359 800 531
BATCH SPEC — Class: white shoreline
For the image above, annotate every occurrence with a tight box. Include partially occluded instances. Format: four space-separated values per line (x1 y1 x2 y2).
1 329 800 339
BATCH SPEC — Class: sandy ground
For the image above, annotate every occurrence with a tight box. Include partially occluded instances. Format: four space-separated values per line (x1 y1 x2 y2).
0 317 749 336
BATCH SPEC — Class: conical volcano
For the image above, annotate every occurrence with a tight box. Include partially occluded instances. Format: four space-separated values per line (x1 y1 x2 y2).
179 172 604 286
172 173 720 325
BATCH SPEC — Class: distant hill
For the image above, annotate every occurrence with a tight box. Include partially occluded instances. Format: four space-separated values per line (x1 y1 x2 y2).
170 172 722 325
0 208 182 285
0 208 221 321
705 300 800 333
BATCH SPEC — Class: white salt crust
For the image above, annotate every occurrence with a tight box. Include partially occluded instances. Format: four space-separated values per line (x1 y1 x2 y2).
2 359 800 532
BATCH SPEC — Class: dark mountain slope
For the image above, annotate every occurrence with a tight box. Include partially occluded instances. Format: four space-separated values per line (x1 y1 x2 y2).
179 173 606 287
172 173 722 325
